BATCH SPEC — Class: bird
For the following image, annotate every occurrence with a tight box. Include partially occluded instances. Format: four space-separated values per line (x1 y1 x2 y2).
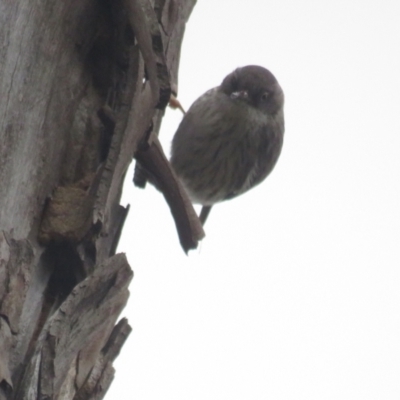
170 65 285 225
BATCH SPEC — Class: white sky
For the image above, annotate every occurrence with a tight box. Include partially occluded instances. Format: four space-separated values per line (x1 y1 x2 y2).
108 1 400 399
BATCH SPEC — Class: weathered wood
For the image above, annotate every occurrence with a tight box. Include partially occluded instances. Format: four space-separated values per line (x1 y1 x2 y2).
135 136 204 252
0 0 197 398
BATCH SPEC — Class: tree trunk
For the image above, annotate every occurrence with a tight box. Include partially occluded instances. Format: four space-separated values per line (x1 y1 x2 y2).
0 0 197 398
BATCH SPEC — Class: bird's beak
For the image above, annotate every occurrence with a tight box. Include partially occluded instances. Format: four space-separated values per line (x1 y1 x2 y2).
230 90 249 100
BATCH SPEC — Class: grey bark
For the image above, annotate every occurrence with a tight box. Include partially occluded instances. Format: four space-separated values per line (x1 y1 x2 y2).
0 0 198 399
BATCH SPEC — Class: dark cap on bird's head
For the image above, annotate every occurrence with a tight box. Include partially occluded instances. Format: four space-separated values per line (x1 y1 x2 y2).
219 65 284 114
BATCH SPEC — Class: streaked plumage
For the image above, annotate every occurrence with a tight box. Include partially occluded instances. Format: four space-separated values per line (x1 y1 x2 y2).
170 65 284 222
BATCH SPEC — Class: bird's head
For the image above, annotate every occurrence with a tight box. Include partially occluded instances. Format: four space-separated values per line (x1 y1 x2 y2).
220 65 284 115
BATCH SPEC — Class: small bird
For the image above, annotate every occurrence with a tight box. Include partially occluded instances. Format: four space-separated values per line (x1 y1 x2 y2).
170 65 285 225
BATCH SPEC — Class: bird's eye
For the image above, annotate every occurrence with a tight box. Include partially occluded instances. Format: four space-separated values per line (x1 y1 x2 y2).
230 79 238 92
260 92 270 102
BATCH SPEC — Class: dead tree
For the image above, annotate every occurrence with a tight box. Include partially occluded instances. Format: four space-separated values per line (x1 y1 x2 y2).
0 0 202 398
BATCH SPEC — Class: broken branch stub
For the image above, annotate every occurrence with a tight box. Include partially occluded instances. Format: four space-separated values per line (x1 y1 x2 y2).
126 0 204 252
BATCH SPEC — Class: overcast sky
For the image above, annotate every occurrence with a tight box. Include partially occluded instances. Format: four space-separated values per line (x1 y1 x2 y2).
107 1 400 399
